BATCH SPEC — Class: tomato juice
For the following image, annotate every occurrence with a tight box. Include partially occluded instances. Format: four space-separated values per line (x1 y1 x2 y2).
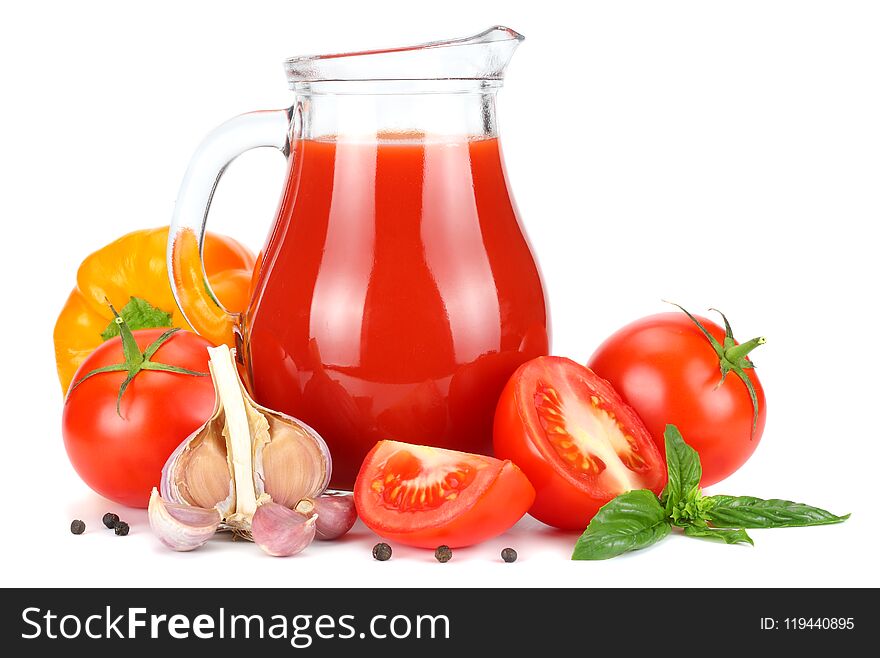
244 136 548 488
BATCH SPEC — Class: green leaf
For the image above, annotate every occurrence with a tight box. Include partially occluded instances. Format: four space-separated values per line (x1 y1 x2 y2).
704 495 850 529
101 297 173 341
572 490 672 561
684 525 754 546
659 424 702 514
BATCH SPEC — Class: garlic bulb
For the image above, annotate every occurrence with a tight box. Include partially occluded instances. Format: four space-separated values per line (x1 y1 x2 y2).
149 345 331 551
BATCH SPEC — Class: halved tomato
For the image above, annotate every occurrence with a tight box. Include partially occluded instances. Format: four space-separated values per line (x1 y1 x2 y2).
354 440 535 548
493 356 666 530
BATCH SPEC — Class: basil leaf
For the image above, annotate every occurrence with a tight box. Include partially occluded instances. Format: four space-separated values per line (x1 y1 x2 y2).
704 495 850 529
101 296 173 341
684 525 754 546
659 424 702 513
572 490 671 560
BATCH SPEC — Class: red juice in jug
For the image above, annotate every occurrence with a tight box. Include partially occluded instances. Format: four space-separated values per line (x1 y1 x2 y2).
244 135 548 488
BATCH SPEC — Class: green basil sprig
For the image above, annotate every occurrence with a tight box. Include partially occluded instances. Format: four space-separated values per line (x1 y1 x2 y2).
572 425 849 560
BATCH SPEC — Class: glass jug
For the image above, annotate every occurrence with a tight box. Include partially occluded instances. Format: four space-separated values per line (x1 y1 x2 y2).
169 27 549 488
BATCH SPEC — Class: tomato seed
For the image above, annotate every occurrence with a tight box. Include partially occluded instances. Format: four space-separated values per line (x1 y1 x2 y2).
70 520 85 535
372 542 392 561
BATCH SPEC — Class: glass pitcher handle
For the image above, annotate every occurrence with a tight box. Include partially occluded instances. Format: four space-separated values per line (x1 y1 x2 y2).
168 109 291 347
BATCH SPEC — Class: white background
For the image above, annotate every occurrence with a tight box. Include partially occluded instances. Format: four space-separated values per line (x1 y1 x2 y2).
1 0 878 588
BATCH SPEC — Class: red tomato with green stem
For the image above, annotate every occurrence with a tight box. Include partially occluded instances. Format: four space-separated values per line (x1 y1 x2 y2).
493 357 666 530
587 305 766 487
62 309 216 508
354 440 535 548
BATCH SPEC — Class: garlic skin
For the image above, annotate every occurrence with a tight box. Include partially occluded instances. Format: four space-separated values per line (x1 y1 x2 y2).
296 494 358 541
150 345 332 550
252 501 317 557
148 488 220 552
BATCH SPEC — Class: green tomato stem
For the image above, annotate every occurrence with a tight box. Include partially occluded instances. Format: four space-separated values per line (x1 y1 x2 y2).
726 336 766 362
668 302 765 438
66 304 208 418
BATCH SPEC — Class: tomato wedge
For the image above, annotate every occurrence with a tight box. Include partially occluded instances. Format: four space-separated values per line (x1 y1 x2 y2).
354 440 535 548
493 357 666 530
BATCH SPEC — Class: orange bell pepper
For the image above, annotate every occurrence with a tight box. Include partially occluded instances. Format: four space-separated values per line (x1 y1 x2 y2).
53 227 254 393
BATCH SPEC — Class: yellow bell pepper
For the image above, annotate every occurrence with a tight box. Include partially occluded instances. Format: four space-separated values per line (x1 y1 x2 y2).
54 227 255 393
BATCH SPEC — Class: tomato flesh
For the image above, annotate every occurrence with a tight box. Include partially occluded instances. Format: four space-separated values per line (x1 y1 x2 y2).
354 441 535 548
494 357 665 530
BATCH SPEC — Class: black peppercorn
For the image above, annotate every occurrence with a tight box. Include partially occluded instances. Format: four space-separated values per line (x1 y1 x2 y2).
102 512 120 529
435 545 452 563
70 519 85 535
114 521 130 536
372 542 392 561
501 547 517 563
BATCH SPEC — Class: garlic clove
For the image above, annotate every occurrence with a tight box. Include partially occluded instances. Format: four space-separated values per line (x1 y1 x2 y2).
296 494 357 541
148 488 221 552
251 501 317 557
161 418 234 515
257 414 332 509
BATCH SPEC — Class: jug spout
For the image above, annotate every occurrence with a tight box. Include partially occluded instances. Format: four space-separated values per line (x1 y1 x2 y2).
450 26 524 78
284 26 524 87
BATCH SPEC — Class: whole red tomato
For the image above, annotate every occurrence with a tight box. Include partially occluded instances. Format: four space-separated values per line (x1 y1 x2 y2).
62 326 216 508
587 308 766 487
